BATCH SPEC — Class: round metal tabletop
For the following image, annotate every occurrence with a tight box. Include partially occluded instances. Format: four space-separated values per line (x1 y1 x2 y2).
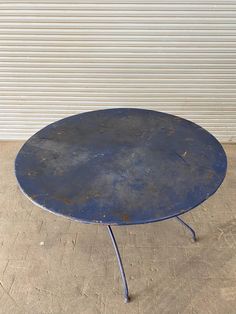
15 108 227 225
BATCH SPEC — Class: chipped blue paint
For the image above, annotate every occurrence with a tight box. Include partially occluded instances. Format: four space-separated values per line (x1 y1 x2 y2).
15 108 227 225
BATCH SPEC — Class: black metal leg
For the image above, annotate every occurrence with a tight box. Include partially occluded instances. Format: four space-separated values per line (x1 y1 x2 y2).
176 216 197 242
107 225 130 303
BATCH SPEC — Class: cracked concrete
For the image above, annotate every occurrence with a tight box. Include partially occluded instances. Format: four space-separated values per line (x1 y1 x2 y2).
0 141 235 314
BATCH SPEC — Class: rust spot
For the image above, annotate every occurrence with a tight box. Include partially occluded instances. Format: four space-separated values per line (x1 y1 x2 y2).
122 214 130 222
63 198 74 205
78 191 101 203
207 170 215 180
55 196 75 205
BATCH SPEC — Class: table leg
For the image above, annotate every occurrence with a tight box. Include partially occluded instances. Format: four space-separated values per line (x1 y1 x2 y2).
107 225 130 303
176 216 197 242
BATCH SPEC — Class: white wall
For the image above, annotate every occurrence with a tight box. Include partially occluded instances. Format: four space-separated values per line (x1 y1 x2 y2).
0 1 235 142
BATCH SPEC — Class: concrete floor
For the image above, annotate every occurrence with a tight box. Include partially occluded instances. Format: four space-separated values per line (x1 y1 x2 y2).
0 141 235 314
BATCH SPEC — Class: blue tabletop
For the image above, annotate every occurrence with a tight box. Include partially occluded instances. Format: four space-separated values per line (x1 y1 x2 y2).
15 108 227 225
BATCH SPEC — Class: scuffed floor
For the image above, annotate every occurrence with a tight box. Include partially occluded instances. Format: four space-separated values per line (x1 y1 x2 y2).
0 141 235 314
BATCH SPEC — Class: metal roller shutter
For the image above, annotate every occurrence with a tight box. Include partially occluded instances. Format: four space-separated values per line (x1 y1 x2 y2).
0 1 235 141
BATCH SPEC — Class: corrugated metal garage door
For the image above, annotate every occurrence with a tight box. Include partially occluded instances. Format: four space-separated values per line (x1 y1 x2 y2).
0 1 236 142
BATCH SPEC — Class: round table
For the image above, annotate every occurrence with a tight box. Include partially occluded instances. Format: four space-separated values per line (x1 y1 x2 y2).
15 108 227 302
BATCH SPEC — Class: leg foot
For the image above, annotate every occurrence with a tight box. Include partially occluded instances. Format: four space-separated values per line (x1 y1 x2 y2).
107 225 130 303
176 216 197 242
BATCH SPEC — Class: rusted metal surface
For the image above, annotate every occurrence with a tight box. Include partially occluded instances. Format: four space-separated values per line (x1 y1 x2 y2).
15 108 227 225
